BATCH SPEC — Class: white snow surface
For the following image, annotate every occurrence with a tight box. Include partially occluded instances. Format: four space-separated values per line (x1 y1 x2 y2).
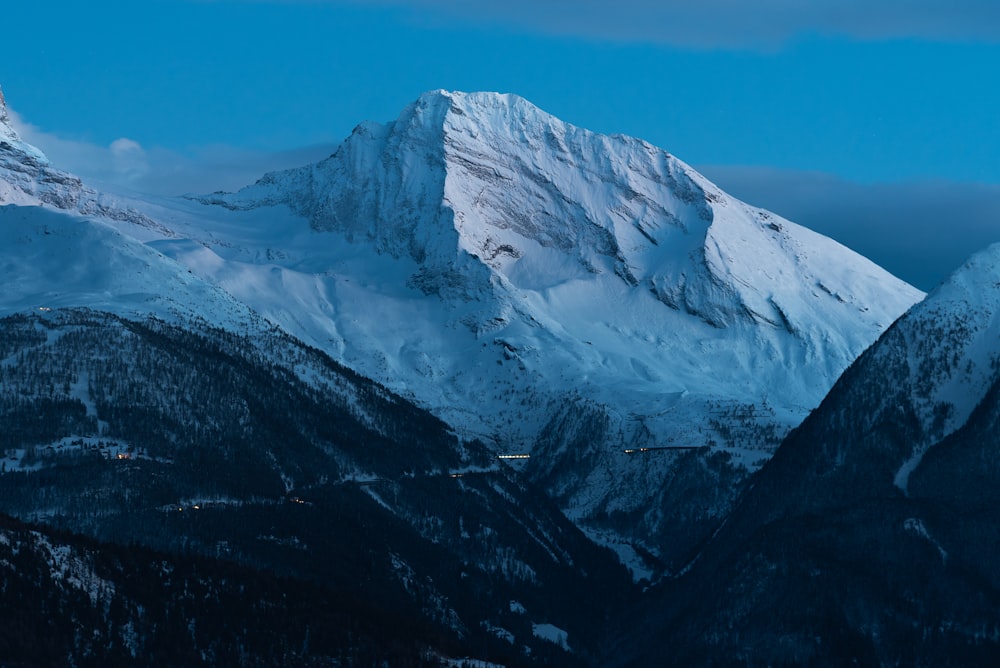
0 204 265 333
0 94 275 335
0 89 924 569
532 622 571 650
178 91 920 445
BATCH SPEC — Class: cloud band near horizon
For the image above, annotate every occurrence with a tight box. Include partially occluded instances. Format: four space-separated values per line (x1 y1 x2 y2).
283 0 1000 47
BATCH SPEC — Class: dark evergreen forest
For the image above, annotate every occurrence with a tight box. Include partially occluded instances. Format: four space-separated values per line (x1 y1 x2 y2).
0 308 633 666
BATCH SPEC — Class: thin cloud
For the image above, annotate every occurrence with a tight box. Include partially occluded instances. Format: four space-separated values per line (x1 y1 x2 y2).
702 165 1000 291
109 138 150 182
270 0 1000 47
8 108 336 196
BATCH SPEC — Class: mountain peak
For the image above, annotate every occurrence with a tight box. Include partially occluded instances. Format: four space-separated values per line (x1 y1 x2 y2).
0 88 164 232
419 89 577 144
185 90 923 572
197 89 921 340
0 85 19 144
0 87 43 159
417 88 532 114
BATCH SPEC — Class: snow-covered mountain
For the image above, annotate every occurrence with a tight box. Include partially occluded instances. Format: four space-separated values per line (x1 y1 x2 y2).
840 243 1000 477
615 243 1000 666
170 90 921 573
0 87 164 231
0 87 922 576
0 88 270 332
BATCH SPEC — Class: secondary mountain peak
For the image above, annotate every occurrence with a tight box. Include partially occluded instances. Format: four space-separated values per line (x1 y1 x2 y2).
0 87 168 235
819 240 1000 497
0 85 47 164
0 85 19 141
857 241 1000 493
620 240 1000 665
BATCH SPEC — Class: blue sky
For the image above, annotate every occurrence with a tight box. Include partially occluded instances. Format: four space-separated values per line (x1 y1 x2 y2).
1 0 998 290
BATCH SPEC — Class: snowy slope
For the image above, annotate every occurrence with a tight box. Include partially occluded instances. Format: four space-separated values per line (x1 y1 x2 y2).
185 91 920 427
0 90 275 338
0 88 169 234
150 90 923 573
701 241 1000 535
0 204 266 329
